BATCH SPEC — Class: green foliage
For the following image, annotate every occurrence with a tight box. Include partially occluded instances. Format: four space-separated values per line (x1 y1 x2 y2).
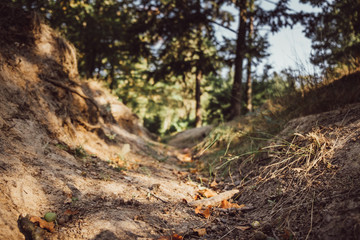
10 0 346 136
302 0 360 70
74 145 87 159
202 70 295 125
113 61 197 135
202 74 232 124
252 71 296 107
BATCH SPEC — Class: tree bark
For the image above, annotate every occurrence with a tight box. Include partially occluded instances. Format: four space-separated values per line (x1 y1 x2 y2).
195 69 202 127
230 0 247 118
245 0 254 113
195 0 202 127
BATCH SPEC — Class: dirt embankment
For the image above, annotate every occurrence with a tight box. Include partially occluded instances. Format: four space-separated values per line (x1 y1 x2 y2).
0 5 205 240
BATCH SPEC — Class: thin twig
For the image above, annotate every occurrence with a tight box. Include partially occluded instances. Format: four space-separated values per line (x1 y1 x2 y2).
218 227 235 240
148 191 168 203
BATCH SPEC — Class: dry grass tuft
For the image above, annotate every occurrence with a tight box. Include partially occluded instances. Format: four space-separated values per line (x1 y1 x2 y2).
260 127 338 185
235 126 344 236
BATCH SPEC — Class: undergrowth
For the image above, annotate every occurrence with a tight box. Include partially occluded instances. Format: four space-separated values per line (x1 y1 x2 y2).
194 70 360 179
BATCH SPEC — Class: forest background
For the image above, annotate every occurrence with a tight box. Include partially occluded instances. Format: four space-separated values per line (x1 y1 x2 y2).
8 0 360 136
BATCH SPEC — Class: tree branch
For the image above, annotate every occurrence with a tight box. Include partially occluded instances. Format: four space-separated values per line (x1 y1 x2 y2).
208 19 237 34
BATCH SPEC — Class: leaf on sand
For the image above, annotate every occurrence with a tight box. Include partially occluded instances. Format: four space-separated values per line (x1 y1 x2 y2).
173 170 188 177
29 216 55 232
175 152 192 162
194 228 207 236
193 194 201 200
194 206 212 218
157 233 183 240
220 200 246 209
195 206 202 214
198 188 217 198
188 189 239 207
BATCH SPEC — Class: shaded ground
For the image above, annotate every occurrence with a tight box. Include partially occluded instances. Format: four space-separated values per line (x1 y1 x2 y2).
0 8 206 239
1 4 360 240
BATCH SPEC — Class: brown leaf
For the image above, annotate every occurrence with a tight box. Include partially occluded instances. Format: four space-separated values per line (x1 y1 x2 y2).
176 152 192 162
29 216 55 233
220 200 246 209
198 189 217 198
177 171 189 177
195 206 212 218
64 209 79 215
194 194 201 200
201 207 211 218
194 228 207 236
171 234 183 240
220 199 232 209
210 179 218 188
194 206 202 214
236 226 250 231
233 203 246 209
157 233 183 240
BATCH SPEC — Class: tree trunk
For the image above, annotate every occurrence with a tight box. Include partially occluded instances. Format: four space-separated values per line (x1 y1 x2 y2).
109 38 117 90
109 65 116 90
195 69 202 127
195 0 202 128
230 0 247 118
245 0 254 113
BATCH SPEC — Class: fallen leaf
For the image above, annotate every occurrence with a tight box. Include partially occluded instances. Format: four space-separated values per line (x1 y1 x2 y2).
236 226 250 231
194 194 201 200
177 171 189 177
181 153 192 162
64 209 79 215
171 233 183 240
198 189 217 198
220 199 232 209
189 168 198 174
201 207 212 218
195 206 202 214
220 200 246 209
232 203 246 209
29 216 55 232
210 179 218 188
195 206 212 218
157 233 183 240
176 152 192 162
188 189 239 207
194 228 207 236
